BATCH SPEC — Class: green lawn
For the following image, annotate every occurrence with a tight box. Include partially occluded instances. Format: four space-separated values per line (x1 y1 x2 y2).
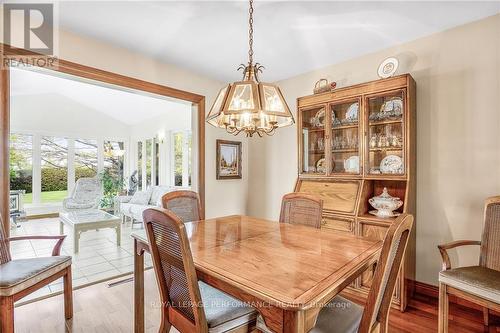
23 190 68 204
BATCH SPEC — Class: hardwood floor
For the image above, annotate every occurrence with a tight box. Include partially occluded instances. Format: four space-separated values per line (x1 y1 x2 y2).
13 270 499 332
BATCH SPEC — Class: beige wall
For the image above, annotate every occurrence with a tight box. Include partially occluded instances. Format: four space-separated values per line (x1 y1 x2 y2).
29 29 249 219
247 14 500 285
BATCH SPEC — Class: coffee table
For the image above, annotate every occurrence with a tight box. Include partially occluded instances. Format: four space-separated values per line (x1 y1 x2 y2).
59 210 121 253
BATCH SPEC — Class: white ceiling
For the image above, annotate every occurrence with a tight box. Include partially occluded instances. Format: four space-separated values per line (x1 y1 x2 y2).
10 67 192 125
56 1 500 82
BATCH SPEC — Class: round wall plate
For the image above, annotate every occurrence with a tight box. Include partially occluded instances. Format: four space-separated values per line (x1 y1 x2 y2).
378 57 399 79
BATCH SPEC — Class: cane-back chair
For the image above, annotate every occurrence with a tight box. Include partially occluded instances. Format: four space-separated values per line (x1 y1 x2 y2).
279 193 323 229
143 208 256 333
257 213 414 333
0 216 73 333
161 190 202 223
438 196 500 332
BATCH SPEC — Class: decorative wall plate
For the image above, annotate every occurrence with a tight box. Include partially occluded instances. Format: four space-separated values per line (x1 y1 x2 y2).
346 102 359 120
344 156 359 173
378 57 399 79
380 155 403 174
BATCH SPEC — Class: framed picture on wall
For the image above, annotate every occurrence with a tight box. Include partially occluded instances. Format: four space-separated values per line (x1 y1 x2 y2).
216 140 242 180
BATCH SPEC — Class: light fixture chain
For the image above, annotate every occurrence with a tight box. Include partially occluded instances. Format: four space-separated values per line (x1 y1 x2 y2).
248 0 254 65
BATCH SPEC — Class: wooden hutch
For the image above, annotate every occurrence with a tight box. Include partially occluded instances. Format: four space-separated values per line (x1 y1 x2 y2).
294 74 416 311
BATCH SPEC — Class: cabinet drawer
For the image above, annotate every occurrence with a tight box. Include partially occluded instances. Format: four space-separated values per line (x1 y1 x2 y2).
322 216 354 234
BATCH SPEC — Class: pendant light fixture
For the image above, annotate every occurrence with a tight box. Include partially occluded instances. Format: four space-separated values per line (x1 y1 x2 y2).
206 0 294 137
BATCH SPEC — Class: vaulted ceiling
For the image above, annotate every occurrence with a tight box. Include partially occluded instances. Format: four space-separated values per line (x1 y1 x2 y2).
58 1 500 82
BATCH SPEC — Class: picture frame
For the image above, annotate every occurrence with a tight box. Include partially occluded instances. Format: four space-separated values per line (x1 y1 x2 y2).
216 139 242 180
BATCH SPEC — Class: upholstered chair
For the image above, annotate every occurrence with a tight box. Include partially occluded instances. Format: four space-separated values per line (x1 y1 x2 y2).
63 177 103 211
257 214 414 333
279 192 323 228
0 216 73 333
161 190 202 223
143 208 257 333
438 196 500 333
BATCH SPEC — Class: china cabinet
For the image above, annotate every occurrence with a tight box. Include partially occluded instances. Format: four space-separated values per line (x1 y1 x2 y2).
294 74 416 311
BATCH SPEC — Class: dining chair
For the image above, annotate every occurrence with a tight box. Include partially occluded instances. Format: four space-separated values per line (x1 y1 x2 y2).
256 213 414 333
0 215 73 333
279 192 323 228
161 190 202 223
437 195 500 333
143 207 257 333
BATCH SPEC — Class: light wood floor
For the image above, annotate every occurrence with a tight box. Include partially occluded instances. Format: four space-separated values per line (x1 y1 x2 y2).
14 270 500 333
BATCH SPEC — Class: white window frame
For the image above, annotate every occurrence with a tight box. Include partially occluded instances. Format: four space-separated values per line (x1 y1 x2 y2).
9 130 128 205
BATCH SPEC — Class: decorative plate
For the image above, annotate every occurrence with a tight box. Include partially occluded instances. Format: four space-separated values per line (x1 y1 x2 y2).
378 57 399 79
380 155 403 174
314 109 325 127
380 97 403 114
344 156 359 173
346 102 359 120
316 158 326 173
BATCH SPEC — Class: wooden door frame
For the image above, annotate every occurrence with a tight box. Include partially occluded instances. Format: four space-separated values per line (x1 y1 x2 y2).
0 44 206 235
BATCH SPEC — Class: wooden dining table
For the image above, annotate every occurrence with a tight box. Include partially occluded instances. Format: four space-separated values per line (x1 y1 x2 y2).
131 215 382 333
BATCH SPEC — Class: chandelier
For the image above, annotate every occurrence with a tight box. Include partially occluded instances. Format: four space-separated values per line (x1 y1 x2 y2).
206 0 294 137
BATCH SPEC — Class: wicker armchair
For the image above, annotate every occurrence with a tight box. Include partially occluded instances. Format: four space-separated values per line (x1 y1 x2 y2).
257 214 414 333
143 208 256 332
161 190 202 223
437 196 500 333
0 216 73 333
279 192 323 228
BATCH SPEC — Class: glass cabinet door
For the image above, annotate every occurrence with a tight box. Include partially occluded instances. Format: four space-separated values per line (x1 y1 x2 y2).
300 106 327 175
330 99 361 174
366 90 405 176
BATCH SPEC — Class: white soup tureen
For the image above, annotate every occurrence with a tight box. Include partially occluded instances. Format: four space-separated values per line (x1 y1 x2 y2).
368 187 403 218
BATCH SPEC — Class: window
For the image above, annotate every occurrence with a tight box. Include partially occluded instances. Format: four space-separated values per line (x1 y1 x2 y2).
137 141 143 191
145 139 152 187
41 136 68 203
9 134 33 204
154 140 160 186
172 131 192 187
75 139 98 181
104 141 125 180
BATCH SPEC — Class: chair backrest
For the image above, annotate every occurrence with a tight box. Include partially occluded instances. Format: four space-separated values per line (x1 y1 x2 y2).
71 177 103 203
358 214 413 333
279 193 323 228
480 196 500 271
0 215 12 264
143 208 208 332
161 190 202 223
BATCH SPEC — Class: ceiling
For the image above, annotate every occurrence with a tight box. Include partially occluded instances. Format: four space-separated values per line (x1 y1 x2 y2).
10 67 192 125
56 1 500 82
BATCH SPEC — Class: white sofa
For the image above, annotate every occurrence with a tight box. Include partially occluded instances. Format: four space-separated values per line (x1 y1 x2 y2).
115 186 186 225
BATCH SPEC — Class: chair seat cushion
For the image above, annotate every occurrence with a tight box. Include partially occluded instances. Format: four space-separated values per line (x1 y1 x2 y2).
311 296 363 333
439 266 500 303
199 281 257 333
256 296 363 333
0 256 72 296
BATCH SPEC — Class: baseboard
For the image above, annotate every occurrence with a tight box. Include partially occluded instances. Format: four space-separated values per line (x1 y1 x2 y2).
414 280 500 316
